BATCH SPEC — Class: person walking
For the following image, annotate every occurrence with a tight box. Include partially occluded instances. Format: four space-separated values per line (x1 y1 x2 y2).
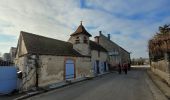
123 63 128 74
118 63 122 74
128 63 131 70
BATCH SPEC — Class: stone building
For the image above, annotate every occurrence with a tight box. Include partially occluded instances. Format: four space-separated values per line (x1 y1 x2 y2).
94 31 131 70
68 23 108 75
15 23 108 91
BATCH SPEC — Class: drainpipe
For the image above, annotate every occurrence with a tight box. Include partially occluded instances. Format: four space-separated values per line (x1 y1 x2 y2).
35 54 39 89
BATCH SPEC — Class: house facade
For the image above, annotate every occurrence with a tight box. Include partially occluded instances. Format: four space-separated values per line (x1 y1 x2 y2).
94 31 130 70
15 23 108 91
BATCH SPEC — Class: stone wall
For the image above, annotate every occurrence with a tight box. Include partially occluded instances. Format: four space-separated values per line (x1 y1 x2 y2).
91 50 108 62
15 56 36 91
150 53 170 85
16 55 92 90
91 50 108 74
39 55 92 87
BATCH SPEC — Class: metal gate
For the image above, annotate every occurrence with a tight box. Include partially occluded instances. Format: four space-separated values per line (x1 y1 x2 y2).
65 60 75 80
0 66 17 94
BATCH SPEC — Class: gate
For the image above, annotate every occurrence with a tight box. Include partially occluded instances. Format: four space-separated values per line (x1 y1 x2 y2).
65 60 75 80
0 66 17 94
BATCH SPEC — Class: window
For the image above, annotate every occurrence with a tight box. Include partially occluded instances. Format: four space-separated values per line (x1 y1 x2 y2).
75 36 80 44
84 36 88 43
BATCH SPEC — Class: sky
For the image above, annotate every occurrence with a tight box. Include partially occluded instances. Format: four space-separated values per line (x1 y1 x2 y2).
0 0 170 58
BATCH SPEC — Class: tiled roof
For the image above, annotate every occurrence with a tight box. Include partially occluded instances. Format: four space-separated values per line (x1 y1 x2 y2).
21 31 85 57
70 24 92 37
89 41 107 52
99 33 130 54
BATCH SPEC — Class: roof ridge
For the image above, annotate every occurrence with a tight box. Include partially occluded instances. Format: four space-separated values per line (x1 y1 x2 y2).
21 31 70 44
99 33 130 53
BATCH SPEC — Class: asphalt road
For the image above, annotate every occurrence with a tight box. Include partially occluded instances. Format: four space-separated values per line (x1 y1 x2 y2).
27 67 155 100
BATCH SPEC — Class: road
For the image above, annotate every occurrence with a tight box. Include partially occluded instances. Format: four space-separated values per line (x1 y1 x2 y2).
27 66 158 100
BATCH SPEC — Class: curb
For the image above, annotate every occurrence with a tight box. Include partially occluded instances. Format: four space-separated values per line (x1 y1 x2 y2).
14 72 110 100
147 69 170 99
14 78 89 100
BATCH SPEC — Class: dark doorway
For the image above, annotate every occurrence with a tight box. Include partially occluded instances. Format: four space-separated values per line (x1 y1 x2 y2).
96 60 100 74
104 62 107 72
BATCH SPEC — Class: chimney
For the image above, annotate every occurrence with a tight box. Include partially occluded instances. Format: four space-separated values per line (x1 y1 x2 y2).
94 31 102 44
108 34 110 40
99 31 102 35
94 36 99 44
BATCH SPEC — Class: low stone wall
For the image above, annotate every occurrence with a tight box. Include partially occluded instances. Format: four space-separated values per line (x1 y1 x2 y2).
151 59 170 85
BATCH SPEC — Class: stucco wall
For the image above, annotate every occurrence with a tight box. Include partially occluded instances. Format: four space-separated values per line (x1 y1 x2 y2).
68 34 90 56
16 55 92 89
19 36 28 56
75 57 92 78
91 50 108 62
38 56 65 87
15 56 36 91
91 50 108 74
39 55 92 87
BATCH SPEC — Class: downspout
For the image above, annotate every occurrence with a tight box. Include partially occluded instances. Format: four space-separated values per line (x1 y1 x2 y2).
35 54 39 89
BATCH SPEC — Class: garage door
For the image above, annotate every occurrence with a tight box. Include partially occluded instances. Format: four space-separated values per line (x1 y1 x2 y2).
65 60 75 80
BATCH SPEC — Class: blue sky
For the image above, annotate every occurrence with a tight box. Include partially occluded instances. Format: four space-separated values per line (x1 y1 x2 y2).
0 0 170 58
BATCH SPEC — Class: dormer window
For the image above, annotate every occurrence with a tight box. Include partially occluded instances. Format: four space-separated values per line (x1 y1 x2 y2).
75 36 80 44
84 36 88 44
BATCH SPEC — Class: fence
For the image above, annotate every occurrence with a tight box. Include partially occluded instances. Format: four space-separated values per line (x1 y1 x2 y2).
0 66 17 94
0 60 14 66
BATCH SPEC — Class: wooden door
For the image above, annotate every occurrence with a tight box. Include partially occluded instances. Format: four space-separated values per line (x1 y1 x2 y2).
65 60 75 80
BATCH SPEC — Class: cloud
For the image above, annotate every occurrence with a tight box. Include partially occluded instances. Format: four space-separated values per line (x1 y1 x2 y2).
0 0 170 58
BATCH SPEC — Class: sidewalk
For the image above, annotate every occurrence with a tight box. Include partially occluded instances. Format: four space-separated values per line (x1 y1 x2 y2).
0 77 88 100
147 69 170 99
1 72 110 100
0 92 26 100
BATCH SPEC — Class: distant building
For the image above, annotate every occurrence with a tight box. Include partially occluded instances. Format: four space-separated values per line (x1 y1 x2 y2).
3 53 11 61
9 47 17 63
94 31 130 70
0 57 2 61
131 57 149 65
